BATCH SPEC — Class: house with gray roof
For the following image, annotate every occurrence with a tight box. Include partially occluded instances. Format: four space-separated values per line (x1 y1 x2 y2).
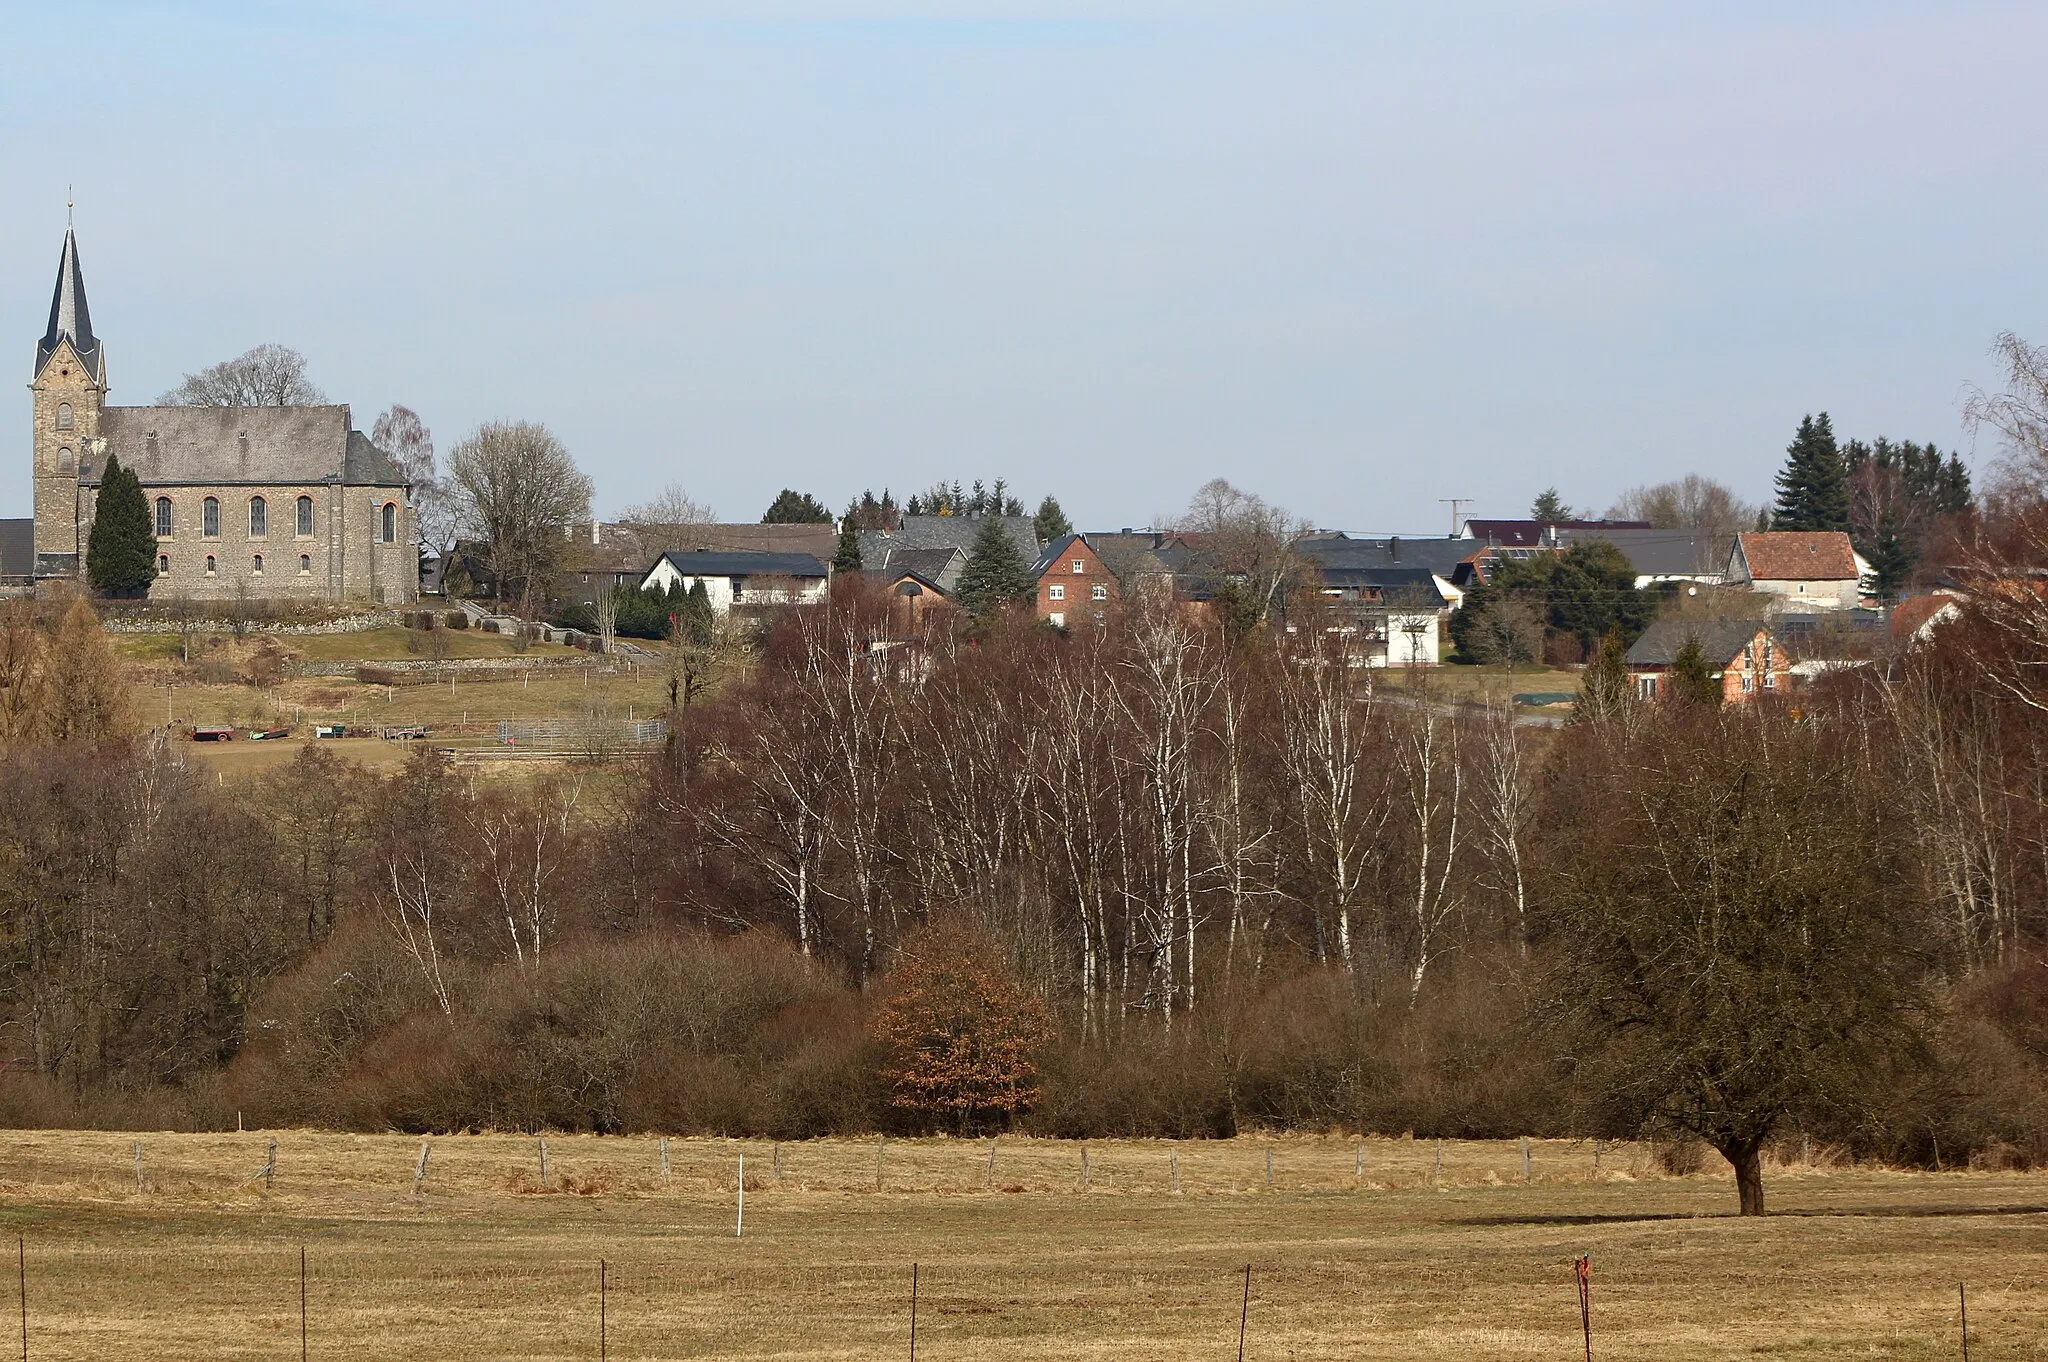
857 515 1039 592
642 548 828 615
1554 526 1730 589
28 223 415 602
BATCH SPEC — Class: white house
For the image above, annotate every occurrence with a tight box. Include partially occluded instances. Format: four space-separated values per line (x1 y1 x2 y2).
1725 531 1868 611
641 549 829 615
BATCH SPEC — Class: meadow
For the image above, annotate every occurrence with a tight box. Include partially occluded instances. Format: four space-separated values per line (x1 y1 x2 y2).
0 1131 2038 1359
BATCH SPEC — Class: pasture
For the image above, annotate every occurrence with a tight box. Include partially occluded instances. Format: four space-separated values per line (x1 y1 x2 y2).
0 1131 2038 1358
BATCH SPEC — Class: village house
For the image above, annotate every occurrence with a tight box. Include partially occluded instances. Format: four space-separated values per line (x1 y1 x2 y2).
1030 533 1120 627
535 520 837 612
1725 531 1868 610
1625 618 1790 703
857 514 1040 593
1554 526 1730 591
641 548 829 615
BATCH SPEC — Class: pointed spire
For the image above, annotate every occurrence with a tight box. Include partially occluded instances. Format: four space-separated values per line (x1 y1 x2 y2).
37 217 101 382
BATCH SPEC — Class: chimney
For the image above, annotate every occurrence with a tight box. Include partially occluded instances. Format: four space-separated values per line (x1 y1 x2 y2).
1389 536 1401 562
592 521 601 545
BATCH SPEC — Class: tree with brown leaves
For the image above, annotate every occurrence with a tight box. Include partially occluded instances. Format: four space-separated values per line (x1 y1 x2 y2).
872 927 1055 1132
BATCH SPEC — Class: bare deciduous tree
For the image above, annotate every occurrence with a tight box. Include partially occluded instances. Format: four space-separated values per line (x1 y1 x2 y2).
446 421 594 614
618 483 718 527
371 405 457 573
1605 473 1758 549
158 344 324 406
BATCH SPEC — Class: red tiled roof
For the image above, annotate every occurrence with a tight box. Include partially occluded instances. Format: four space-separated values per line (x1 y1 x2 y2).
1735 531 1858 582
1889 594 1958 640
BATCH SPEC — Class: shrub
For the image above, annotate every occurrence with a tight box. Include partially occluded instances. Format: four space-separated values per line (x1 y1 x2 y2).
446 612 468 630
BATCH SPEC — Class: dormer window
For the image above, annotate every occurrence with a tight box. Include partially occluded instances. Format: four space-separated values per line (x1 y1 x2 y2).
54 403 72 431
238 431 250 458
146 431 159 458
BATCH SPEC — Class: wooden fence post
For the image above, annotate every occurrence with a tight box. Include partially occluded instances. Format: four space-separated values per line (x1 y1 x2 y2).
876 1139 885 1193
1264 1148 1274 1188
412 1143 431 1196
660 1137 671 1187
538 1138 549 1190
1521 1137 1532 1183
132 1141 144 1195
985 1140 996 1190
1170 1149 1181 1194
1081 1147 1090 1192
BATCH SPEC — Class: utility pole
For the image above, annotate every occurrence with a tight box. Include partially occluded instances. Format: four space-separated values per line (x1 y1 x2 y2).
1438 498 1474 536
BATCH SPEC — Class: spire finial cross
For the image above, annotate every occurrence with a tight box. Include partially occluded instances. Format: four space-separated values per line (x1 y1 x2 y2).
66 187 73 229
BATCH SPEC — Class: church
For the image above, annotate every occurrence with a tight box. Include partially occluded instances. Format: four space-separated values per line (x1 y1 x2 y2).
26 223 417 604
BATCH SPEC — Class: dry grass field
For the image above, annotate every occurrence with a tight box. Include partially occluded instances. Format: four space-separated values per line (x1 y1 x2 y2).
0 1130 2039 1359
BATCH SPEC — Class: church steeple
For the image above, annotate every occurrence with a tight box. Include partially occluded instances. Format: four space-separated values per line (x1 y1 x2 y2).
36 223 100 383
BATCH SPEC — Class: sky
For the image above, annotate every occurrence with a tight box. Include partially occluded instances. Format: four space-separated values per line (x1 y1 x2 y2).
2 1 2044 533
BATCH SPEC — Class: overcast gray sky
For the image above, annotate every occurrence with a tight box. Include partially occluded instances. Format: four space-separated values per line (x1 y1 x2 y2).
3 1 2043 531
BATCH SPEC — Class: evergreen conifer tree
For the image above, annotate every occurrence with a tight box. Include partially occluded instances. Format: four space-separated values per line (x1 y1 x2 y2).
832 518 864 574
1866 512 1915 603
1772 413 1851 532
955 516 1034 618
85 455 157 598
1669 635 1722 708
1034 495 1073 544
1530 487 1573 522
1573 629 1634 725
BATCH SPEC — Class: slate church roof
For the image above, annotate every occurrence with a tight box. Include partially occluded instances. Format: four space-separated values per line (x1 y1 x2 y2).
36 227 100 382
85 406 404 488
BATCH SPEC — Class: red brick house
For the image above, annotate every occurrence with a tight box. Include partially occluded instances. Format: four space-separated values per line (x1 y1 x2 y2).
1624 618 1790 704
1030 534 1119 627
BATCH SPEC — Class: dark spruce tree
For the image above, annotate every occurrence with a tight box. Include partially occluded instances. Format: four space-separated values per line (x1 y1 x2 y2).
1773 413 1850 532
955 516 1034 619
1865 512 1916 603
1668 635 1722 709
85 454 157 597
1033 495 1073 543
1530 487 1574 522
831 517 865 574
761 489 834 524
1573 629 1634 725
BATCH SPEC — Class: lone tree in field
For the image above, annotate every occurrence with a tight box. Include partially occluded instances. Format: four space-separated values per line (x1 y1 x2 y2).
85 454 156 597
871 926 1055 1132
1539 706 1935 1215
446 420 593 611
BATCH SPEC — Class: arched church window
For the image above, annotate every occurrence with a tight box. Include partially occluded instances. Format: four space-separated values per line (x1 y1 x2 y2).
155 498 173 538
382 502 398 544
204 555 217 576
299 554 312 575
55 403 72 431
56 448 73 474
249 497 267 538
297 496 314 537
202 497 220 538
252 554 264 575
